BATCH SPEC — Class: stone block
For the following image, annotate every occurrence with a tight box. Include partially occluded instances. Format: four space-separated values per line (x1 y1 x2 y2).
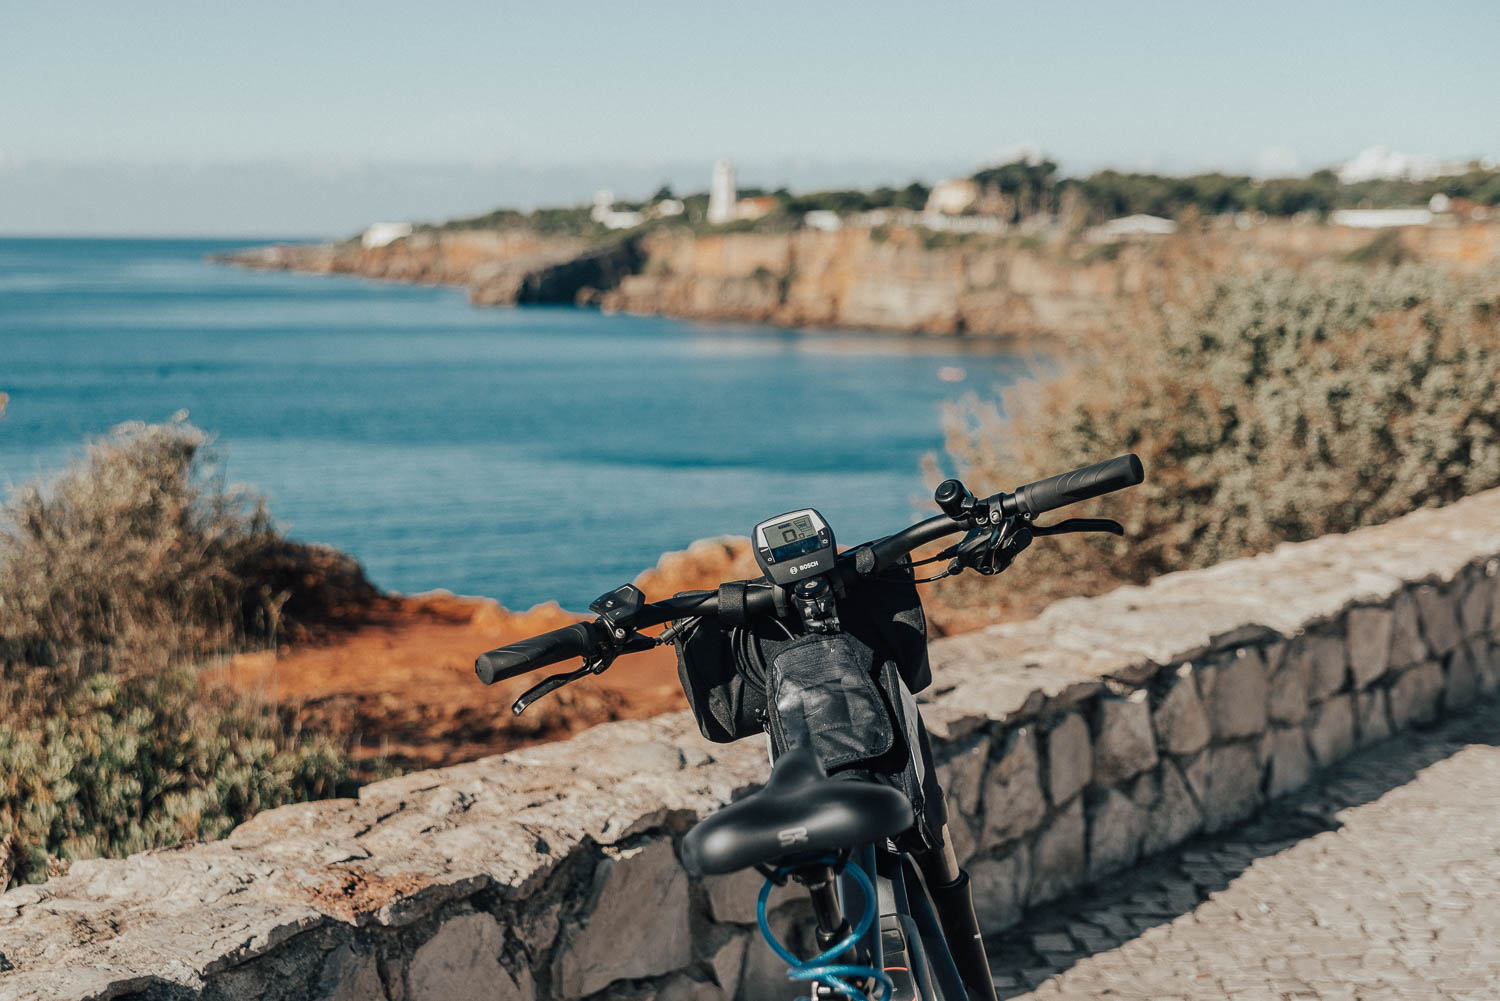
1046 713 1091 806
1183 743 1263 834
737 906 809 1001
1305 694 1356 767
1414 584 1463 656
319 944 387 1001
1491 563 1500 634
1445 644 1480 713
1265 727 1313 799
1388 591 1428 669
1476 637 1500 694
1206 647 1269 740
1267 650 1311 726
1086 789 1146 880
554 839 692 997
1028 798 1085 906
1346 605 1393 688
705 868 796 926
1458 569 1493 637
1092 691 1159 786
936 735 990 822
652 974 726 1001
1356 688 1392 746
969 846 1030 932
408 911 532 1001
979 728 1047 852
1388 661 1444 730
709 932 748 1000
1152 665 1211 756
1139 760 1202 857
1299 633 1349 701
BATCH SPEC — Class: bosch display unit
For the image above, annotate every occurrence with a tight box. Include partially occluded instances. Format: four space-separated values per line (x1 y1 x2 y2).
753 509 836 585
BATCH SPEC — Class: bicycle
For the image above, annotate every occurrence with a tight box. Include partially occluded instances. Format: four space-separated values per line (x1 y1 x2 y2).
475 454 1145 1001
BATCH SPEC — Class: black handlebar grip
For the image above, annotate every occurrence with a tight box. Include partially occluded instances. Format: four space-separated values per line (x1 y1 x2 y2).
475 621 599 685
1011 453 1144 517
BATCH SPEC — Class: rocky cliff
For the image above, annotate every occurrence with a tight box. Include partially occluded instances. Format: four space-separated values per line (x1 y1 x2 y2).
223 221 1500 340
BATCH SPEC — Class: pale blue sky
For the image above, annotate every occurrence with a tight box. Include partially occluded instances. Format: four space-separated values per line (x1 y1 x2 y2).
3 0 1498 235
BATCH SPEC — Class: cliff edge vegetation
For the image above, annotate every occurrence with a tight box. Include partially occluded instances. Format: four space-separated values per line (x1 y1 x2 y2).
934 262 1500 624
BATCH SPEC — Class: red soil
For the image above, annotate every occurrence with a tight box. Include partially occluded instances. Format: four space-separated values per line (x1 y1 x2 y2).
215 538 762 773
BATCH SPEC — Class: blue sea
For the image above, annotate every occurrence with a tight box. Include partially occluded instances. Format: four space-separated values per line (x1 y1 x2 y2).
0 238 1033 610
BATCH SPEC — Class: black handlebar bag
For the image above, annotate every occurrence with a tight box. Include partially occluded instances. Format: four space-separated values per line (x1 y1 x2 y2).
670 569 944 850
670 569 930 742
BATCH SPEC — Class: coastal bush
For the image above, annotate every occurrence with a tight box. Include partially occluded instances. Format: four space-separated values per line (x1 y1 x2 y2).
0 417 377 668
0 665 348 888
0 418 364 886
935 264 1500 620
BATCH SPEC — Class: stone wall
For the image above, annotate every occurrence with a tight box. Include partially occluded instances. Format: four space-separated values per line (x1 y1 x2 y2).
3 491 1499 1001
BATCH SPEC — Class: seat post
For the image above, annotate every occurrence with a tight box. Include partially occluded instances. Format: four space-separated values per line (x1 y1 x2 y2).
795 863 852 952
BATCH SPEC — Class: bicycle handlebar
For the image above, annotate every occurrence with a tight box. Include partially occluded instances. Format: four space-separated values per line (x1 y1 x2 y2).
1004 454 1144 518
475 621 601 684
475 453 1144 685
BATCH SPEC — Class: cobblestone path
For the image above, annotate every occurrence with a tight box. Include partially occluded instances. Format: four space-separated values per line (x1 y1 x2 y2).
986 697 1500 1001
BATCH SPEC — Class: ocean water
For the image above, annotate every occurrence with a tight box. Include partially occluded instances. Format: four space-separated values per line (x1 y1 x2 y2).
0 237 1034 610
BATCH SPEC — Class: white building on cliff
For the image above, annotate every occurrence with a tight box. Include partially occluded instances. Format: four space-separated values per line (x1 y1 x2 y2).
707 158 737 225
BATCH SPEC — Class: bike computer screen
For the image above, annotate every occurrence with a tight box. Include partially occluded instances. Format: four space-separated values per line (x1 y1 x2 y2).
753 509 836 585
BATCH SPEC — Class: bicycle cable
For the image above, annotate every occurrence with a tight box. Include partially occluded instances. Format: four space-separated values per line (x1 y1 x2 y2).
756 858 893 1001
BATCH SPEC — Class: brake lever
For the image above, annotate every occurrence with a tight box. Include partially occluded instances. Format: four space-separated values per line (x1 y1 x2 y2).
512 662 596 715
1031 517 1124 537
510 631 656 715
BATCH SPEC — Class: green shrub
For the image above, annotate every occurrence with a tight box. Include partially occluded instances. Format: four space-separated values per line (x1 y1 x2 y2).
0 666 348 887
0 418 363 887
936 264 1500 618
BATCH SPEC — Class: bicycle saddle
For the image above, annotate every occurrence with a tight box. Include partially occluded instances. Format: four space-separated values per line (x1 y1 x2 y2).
680 747 914 877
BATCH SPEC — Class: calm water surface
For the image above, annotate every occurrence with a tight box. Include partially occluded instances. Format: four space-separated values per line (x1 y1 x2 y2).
0 238 1033 609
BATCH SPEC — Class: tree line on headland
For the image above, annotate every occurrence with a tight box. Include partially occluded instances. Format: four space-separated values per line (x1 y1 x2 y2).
426 158 1500 239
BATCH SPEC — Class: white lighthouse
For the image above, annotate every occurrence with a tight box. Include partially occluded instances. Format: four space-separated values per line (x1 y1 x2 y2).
707 158 737 225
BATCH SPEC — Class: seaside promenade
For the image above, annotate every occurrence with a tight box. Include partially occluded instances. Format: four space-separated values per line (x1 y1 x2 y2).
987 696 1500 1000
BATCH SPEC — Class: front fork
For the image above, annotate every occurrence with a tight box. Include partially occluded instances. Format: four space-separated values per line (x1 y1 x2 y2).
910 827 1000 1001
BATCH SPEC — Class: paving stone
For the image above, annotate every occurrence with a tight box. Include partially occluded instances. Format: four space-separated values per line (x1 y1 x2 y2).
1152 666 1211 757
1388 661 1444 729
1092 691 1159 786
988 697 1500 1001
1305 694 1356 768
1388 590 1429 669
1045 713 1091 807
982 728 1048 852
1205 648 1269 741
1346 605 1394 688
1029 799 1085 906
1415 583 1464 656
